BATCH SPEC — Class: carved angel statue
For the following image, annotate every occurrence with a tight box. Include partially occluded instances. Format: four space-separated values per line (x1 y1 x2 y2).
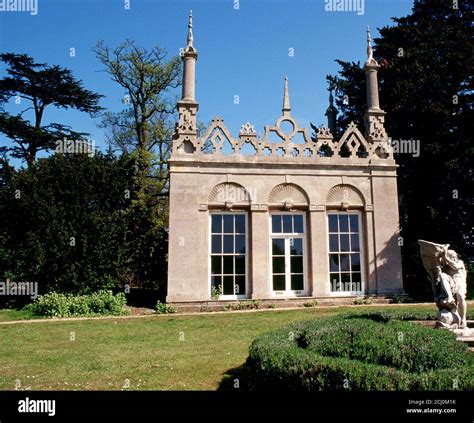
418 240 468 329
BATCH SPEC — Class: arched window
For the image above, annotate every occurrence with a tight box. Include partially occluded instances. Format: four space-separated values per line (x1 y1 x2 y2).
268 183 309 296
326 184 366 295
208 183 251 300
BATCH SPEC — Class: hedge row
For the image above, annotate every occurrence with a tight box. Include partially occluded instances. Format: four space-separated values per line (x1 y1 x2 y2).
24 290 128 317
247 313 474 391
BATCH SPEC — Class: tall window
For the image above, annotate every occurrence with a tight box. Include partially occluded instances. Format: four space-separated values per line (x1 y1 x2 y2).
270 213 306 294
328 213 363 293
210 213 247 297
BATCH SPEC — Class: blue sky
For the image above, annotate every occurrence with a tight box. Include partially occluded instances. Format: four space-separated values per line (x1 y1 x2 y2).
0 0 414 160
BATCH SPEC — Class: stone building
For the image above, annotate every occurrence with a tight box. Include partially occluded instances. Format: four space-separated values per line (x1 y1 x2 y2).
167 13 403 303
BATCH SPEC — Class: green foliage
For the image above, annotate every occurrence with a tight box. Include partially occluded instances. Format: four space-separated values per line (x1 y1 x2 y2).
247 313 474 390
223 300 261 311
25 290 128 318
155 301 176 314
326 0 474 299
211 285 222 300
302 300 318 308
353 298 372 305
0 53 102 166
0 153 135 295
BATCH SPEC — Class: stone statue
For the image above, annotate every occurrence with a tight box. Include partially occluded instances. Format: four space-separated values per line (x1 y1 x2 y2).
418 240 468 329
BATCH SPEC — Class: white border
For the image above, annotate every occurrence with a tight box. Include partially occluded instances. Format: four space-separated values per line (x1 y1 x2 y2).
208 211 249 300
326 211 366 296
268 211 309 297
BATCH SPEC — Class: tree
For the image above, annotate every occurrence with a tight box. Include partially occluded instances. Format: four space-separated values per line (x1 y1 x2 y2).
328 0 474 298
94 40 181 188
0 53 102 166
94 40 181 289
0 152 135 296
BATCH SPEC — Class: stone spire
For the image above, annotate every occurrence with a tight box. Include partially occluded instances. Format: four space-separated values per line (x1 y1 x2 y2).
282 76 291 116
325 89 337 138
174 11 199 143
364 26 381 111
186 10 194 48
181 10 198 103
363 26 387 143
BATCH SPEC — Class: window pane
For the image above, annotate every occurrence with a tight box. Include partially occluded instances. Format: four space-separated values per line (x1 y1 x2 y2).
339 215 349 232
290 238 303 256
272 257 285 274
235 235 246 254
291 256 303 274
211 276 222 292
352 274 362 292
273 274 285 291
341 273 351 291
223 235 233 253
349 215 359 233
223 256 233 274
329 234 339 252
341 273 351 283
223 215 233 233
272 238 285 255
283 215 292 233
329 254 339 272
351 234 360 252
294 215 303 233
351 254 361 271
272 215 282 233
211 256 221 275
235 215 245 234
212 235 222 254
212 214 222 233
328 215 338 232
291 274 303 291
235 255 245 275
235 276 245 295
340 234 350 252
330 273 340 291
340 254 350 271
223 276 234 295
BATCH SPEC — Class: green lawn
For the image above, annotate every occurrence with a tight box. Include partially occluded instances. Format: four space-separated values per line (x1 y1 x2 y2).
0 304 439 390
0 308 37 322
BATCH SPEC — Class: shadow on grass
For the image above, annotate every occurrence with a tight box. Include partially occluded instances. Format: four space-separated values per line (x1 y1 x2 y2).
218 363 251 391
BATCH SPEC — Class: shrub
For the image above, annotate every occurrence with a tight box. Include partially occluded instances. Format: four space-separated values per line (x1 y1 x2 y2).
223 300 261 311
247 313 474 391
353 298 371 305
302 300 318 308
210 285 222 300
155 301 176 314
25 290 128 318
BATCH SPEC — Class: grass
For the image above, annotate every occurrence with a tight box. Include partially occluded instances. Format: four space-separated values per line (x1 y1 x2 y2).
0 308 37 321
0 303 449 391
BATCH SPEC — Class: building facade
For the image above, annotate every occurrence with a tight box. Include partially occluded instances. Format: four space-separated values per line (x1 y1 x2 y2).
167 13 403 303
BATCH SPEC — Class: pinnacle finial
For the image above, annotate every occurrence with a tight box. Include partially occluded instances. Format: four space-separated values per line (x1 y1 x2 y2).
329 89 334 106
282 76 291 115
366 25 378 66
187 10 193 47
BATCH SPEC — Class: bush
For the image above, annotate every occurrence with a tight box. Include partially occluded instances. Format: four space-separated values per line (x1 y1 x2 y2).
247 313 474 391
223 300 261 311
25 290 127 318
155 301 176 314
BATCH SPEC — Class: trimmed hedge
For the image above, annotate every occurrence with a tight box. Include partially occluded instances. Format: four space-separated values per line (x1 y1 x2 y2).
25 290 128 318
247 313 474 391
